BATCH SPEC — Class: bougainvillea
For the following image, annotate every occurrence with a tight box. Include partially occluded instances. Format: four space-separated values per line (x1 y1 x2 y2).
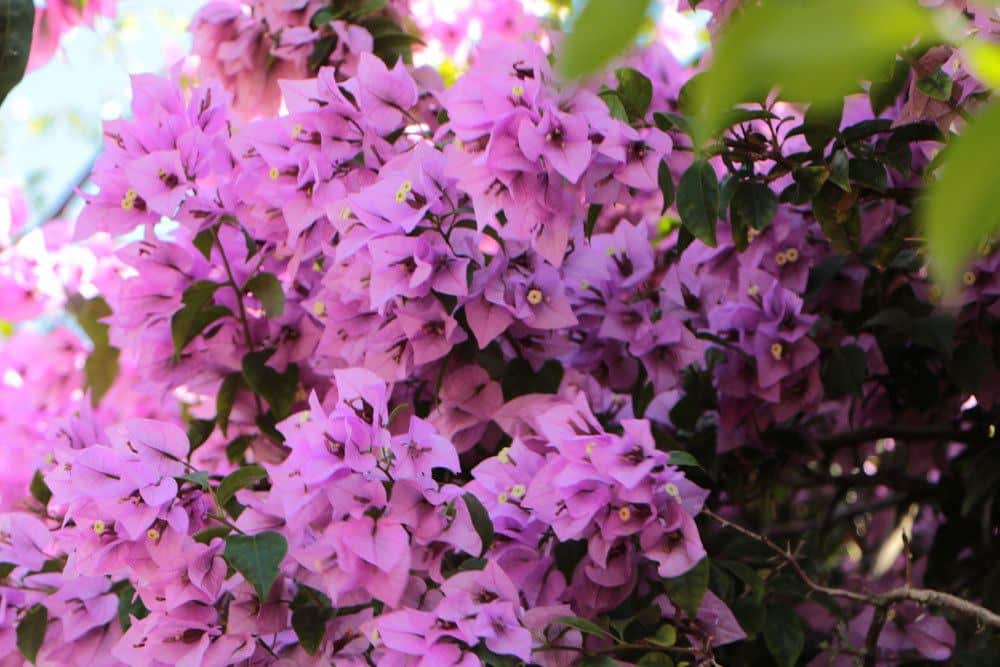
2 0 1000 665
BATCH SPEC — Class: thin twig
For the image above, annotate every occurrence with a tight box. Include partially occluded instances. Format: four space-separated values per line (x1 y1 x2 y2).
703 509 1000 629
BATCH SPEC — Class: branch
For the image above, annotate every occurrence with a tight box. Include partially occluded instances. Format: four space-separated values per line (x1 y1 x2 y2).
702 509 1000 630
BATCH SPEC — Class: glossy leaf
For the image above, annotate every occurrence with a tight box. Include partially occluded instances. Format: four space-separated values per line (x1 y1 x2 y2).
677 160 719 247
223 531 288 600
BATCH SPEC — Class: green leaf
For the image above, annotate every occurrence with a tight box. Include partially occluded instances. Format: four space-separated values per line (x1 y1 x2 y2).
923 100 1000 295
244 272 286 318
29 470 51 506
658 161 675 214
193 526 231 544
653 111 691 136
223 531 288 600
187 418 215 453
585 203 603 240
729 180 776 250
216 372 243 436
171 281 229 359
114 582 148 631
916 68 953 101
870 58 910 116
662 557 709 618
677 160 719 247
637 654 674 667
829 149 851 191
615 67 653 121
849 158 887 192
192 227 215 260
181 470 210 491
16 604 47 664
802 103 843 152
667 451 701 469
291 585 334 655
0 0 34 107
241 351 300 420
649 624 677 647
462 493 494 556
558 0 652 80
0 562 15 579
692 0 937 142
553 615 615 639
226 434 255 464
217 464 268 509
764 605 805 667
84 345 120 407
599 89 629 121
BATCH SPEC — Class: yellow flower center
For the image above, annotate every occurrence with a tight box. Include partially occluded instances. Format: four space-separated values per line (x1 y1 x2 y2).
394 180 413 204
928 285 943 303
585 441 596 455
43 453 54 465
511 84 524 98
526 288 544 305
313 301 327 317
497 492 509 504
268 166 280 180
510 484 526 499
146 528 160 541
339 206 352 220
92 520 106 535
291 123 303 139
580 280 590 290
774 251 788 266
747 227 760 242
370 628 380 644
497 447 511 464
665 483 680 498
618 506 632 522
963 271 976 286
747 284 760 298
770 342 784 361
120 189 138 211
784 247 800 263
605 246 618 257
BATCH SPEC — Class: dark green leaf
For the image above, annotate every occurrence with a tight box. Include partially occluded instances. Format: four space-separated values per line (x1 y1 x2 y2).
662 557 709 618
291 585 334 655
193 526 231 544
217 464 268 509
764 605 805 667
677 160 719 247
829 149 851 191
0 0 34 107
585 203 603 240
916 68 953 101
29 470 51 506
16 604 47 664
223 531 288 600
870 58 910 116
244 272 285 318
841 118 894 144
653 111 691 135
462 493 494 556
226 434 255 464
242 351 300 420
171 304 230 359
187 418 215 453
693 0 936 142
658 161 675 214
615 67 653 121
849 158 887 192
649 624 677 647
501 358 562 400
729 180 776 250
216 372 242 436
192 227 215 260
0 562 15 579
181 470 210 491
802 103 843 152
813 183 860 252
83 345 120 407
559 0 652 80
115 582 148 631
553 615 615 639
